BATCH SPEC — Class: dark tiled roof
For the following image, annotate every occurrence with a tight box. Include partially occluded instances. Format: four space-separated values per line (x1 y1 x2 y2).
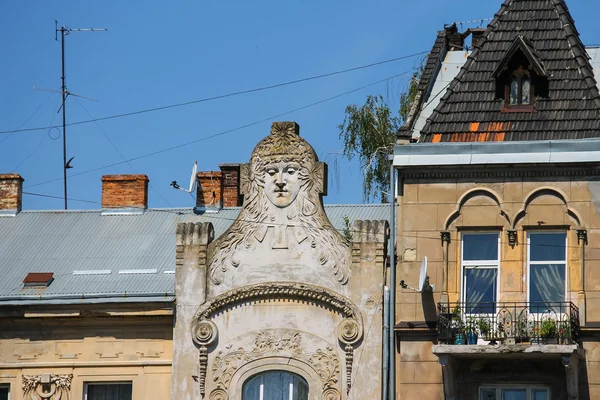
420 0 600 143
399 29 447 134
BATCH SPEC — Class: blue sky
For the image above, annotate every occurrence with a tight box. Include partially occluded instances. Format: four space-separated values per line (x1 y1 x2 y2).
2 0 600 210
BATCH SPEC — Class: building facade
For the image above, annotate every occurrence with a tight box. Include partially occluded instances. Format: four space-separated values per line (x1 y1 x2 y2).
0 123 389 400
394 1 600 399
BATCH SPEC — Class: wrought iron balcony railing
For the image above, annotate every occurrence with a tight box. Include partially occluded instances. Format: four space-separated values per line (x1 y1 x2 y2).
437 302 580 345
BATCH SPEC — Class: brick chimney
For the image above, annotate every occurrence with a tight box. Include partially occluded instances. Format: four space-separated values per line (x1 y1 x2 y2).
468 28 486 49
101 174 149 211
196 171 223 211
219 164 241 207
0 173 24 216
445 23 464 51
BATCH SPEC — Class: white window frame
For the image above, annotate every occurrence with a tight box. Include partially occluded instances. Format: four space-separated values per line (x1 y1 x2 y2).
83 382 132 400
242 371 308 400
460 232 501 312
526 231 568 305
479 384 550 400
0 384 9 400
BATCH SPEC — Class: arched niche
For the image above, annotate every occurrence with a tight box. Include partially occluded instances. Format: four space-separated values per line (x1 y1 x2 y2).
512 187 583 229
444 188 511 230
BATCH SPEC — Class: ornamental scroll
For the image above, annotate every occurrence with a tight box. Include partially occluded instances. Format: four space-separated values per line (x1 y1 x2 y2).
22 374 72 400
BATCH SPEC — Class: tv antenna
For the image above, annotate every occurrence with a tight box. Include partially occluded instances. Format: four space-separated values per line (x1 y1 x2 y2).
170 161 198 193
54 20 107 209
400 256 434 292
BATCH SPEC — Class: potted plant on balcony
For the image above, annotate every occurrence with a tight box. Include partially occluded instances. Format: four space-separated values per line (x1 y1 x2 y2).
515 319 530 344
558 322 571 344
477 316 491 341
451 306 466 345
466 316 478 344
540 318 558 344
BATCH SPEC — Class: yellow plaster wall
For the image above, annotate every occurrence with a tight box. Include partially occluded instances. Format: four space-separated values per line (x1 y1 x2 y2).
0 316 172 400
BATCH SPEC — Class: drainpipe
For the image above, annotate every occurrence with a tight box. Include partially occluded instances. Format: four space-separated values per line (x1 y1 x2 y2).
382 286 390 400
577 229 587 326
440 231 451 304
388 158 396 400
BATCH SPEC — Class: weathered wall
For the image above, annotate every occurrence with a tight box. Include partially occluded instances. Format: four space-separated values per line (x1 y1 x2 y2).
0 315 172 400
395 170 600 399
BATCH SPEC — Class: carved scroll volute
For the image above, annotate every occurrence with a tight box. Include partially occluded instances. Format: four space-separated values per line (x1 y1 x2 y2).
192 320 219 398
337 318 362 396
22 374 73 400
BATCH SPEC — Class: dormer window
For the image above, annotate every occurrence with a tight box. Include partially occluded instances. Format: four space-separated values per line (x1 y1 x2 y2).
492 35 548 112
507 67 533 107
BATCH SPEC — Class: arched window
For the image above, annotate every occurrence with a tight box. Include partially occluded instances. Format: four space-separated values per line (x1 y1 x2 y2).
505 69 533 108
242 371 309 400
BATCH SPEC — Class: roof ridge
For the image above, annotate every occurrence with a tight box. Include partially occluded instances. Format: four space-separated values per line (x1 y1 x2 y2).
420 0 600 143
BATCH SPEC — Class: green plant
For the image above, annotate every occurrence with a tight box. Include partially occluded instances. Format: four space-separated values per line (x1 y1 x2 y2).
540 318 557 338
477 317 491 336
465 316 477 334
342 216 353 242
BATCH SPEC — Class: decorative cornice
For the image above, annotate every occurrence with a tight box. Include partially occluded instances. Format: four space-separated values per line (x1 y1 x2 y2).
400 167 600 180
194 282 363 332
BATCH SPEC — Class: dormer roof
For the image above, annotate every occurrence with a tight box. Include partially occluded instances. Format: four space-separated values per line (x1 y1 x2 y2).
420 0 600 143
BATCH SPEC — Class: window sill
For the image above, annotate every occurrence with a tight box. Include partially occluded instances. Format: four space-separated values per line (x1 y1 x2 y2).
501 105 536 113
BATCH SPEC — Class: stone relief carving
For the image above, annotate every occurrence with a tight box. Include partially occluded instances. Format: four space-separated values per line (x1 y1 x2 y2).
211 330 340 398
208 122 350 285
337 318 362 395
22 374 72 400
193 320 219 398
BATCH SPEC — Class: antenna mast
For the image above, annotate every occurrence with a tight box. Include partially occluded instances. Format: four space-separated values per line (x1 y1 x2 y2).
55 20 107 209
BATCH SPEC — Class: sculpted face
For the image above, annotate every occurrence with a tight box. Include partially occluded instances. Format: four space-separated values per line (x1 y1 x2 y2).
263 161 301 208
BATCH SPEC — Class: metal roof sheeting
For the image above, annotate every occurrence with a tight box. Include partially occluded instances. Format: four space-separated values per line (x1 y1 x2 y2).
0 205 388 304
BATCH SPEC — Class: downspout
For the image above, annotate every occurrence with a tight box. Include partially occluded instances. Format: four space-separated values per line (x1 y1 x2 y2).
577 229 587 326
382 286 390 400
388 158 396 400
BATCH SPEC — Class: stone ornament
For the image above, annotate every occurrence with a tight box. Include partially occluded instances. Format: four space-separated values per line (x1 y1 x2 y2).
211 330 340 397
193 282 364 333
207 121 350 285
193 320 218 346
337 318 362 345
209 388 228 400
322 388 341 400
22 374 72 400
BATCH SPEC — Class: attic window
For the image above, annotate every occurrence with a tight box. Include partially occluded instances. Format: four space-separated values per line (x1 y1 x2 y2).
23 272 54 287
507 67 533 108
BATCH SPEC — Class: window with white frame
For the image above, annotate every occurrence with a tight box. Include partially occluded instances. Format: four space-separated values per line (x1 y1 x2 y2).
462 232 500 314
0 384 9 400
84 382 132 400
528 232 567 310
480 385 550 400
242 371 308 400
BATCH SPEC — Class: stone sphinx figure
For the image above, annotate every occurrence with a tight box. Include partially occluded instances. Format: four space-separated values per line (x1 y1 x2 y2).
208 122 350 289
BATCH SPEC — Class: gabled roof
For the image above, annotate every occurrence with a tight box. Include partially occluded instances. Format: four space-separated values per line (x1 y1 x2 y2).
491 35 547 78
420 0 600 143
0 204 389 305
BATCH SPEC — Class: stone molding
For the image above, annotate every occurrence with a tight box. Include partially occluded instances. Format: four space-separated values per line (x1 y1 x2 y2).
22 374 72 400
400 167 600 180
210 330 341 400
193 282 363 332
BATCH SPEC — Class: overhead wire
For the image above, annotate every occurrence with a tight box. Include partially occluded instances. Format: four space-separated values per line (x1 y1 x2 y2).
24 69 417 190
0 92 56 145
0 51 430 135
73 97 173 207
21 191 592 251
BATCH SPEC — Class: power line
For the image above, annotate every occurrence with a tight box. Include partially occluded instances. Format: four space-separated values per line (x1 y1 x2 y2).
73 97 173 207
21 191 593 251
24 70 416 189
0 51 429 135
0 92 56 145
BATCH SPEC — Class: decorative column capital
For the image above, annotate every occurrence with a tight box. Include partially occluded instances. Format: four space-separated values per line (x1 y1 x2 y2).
577 229 588 246
507 230 518 249
440 231 451 246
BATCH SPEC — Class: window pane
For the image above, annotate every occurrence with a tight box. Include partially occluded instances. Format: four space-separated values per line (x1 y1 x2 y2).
530 233 565 261
463 234 498 261
510 77 519 105
502 389 526 400
87 383 132 400
0 386 8 400
530 264 565 304
521 77 531 104
243 371 308 400
480 388 497 400
532 389 548 400
465 268 497 312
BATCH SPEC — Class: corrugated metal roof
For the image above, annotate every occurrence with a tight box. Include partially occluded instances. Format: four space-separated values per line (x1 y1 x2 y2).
0 204 389 305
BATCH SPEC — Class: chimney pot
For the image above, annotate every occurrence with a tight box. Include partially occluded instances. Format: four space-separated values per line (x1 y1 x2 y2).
0 173 24 216
101 174 149 212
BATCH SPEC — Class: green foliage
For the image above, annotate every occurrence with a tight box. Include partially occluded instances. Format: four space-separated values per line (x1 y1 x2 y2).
540 318 557 337
338 64 423 202
342 216 353 242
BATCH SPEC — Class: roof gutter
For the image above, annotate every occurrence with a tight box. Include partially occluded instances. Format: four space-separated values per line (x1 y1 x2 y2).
0 291 175 304
393 138 600 167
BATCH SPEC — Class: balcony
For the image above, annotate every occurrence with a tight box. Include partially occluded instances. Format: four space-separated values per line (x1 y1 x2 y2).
437 301 580 346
